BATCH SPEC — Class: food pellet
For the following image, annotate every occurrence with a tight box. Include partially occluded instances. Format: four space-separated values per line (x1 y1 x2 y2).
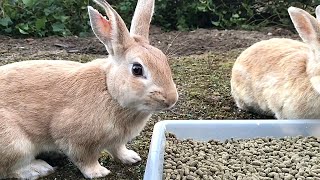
163 133 320 179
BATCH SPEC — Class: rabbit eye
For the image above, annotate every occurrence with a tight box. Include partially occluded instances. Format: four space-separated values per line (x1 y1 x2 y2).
132 63 143 76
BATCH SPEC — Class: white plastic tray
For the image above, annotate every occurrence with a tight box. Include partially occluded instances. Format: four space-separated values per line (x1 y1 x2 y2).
143 120 320 180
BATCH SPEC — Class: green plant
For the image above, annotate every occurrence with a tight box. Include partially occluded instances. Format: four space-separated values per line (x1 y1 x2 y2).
0 0 90 37
1 0 320 37
151 0 317 31
112 0 135 27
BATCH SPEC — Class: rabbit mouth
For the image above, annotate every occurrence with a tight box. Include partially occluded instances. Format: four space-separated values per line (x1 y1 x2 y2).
134 90 177 112
138 100 169 112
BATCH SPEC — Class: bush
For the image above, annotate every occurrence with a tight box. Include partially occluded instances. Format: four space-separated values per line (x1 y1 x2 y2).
0 0 90 37
148 0 317 30
1 0 320 37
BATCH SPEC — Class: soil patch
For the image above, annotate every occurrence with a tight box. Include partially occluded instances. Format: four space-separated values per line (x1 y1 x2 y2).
0 26 298 61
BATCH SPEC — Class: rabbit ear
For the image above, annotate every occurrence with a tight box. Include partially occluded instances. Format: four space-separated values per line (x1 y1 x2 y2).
88 0 133 56
288 7 320 47
316 5 320 21
130 0 155 42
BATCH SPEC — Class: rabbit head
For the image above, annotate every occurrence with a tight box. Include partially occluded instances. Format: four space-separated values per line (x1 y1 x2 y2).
88 0 178 112
288 6 320 93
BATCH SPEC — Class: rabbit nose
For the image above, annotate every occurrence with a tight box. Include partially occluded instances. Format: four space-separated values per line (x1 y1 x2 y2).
164 89 178 109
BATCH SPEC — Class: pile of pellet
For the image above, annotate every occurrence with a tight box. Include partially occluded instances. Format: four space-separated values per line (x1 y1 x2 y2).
163 133 320 180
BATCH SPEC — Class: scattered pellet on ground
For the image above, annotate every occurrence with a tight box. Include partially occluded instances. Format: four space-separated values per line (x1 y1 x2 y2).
163 133 320 180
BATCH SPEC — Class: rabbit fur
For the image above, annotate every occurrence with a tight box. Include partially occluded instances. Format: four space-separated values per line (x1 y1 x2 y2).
231 6 320 119
0 0 178 179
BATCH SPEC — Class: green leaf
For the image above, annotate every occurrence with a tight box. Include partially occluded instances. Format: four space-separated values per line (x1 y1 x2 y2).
232 14 240 18
22 0 34 7
35 18 47 30
4 27 12 33
37 31 46 37
16 23 30 34
18 28 29 34
0 17 12 27
44 8 52 16
53 15 70 22
197 6 206 12
211 21 220 26
22 24 30 30
52 22 65 32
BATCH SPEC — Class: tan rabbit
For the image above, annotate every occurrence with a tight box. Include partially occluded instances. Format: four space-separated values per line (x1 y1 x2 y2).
0 0 178 179
231 6 320 119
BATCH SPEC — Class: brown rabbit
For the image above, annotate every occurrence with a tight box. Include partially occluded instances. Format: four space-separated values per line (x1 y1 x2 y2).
231 6 320 119
0 0 178 179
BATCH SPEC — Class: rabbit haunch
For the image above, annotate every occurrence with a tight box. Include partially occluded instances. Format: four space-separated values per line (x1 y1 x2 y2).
0 0 178 179
231 6 320 119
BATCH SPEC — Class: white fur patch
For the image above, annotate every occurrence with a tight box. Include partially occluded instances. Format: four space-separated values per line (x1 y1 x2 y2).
232 64 250 80
13 160 54 180
310 76 320 94
81 163 111 179
117 147 141 164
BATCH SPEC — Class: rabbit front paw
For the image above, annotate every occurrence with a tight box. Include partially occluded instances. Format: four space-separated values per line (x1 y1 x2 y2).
118 149 141 164
13 159 55 180
81 163 111 179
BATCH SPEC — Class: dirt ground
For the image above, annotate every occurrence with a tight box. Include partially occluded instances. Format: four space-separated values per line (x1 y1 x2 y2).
0 26 297 61
0 26 298 179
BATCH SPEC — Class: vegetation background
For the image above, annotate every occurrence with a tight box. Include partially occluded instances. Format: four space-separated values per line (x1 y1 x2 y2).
1 0 318 179
1 0 320 37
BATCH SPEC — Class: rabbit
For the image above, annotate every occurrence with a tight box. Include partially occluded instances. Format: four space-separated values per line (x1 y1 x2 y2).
231 5 320 119
0 0 178 179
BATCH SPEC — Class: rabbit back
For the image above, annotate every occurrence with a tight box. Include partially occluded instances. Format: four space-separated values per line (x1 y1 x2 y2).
230 38 317 118
0 60 107 144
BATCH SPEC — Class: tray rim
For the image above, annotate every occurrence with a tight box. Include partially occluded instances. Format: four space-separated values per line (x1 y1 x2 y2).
143 119 320 180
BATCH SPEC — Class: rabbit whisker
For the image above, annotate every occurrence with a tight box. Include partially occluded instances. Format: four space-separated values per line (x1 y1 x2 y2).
165 32 181 56
167 38 192 57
